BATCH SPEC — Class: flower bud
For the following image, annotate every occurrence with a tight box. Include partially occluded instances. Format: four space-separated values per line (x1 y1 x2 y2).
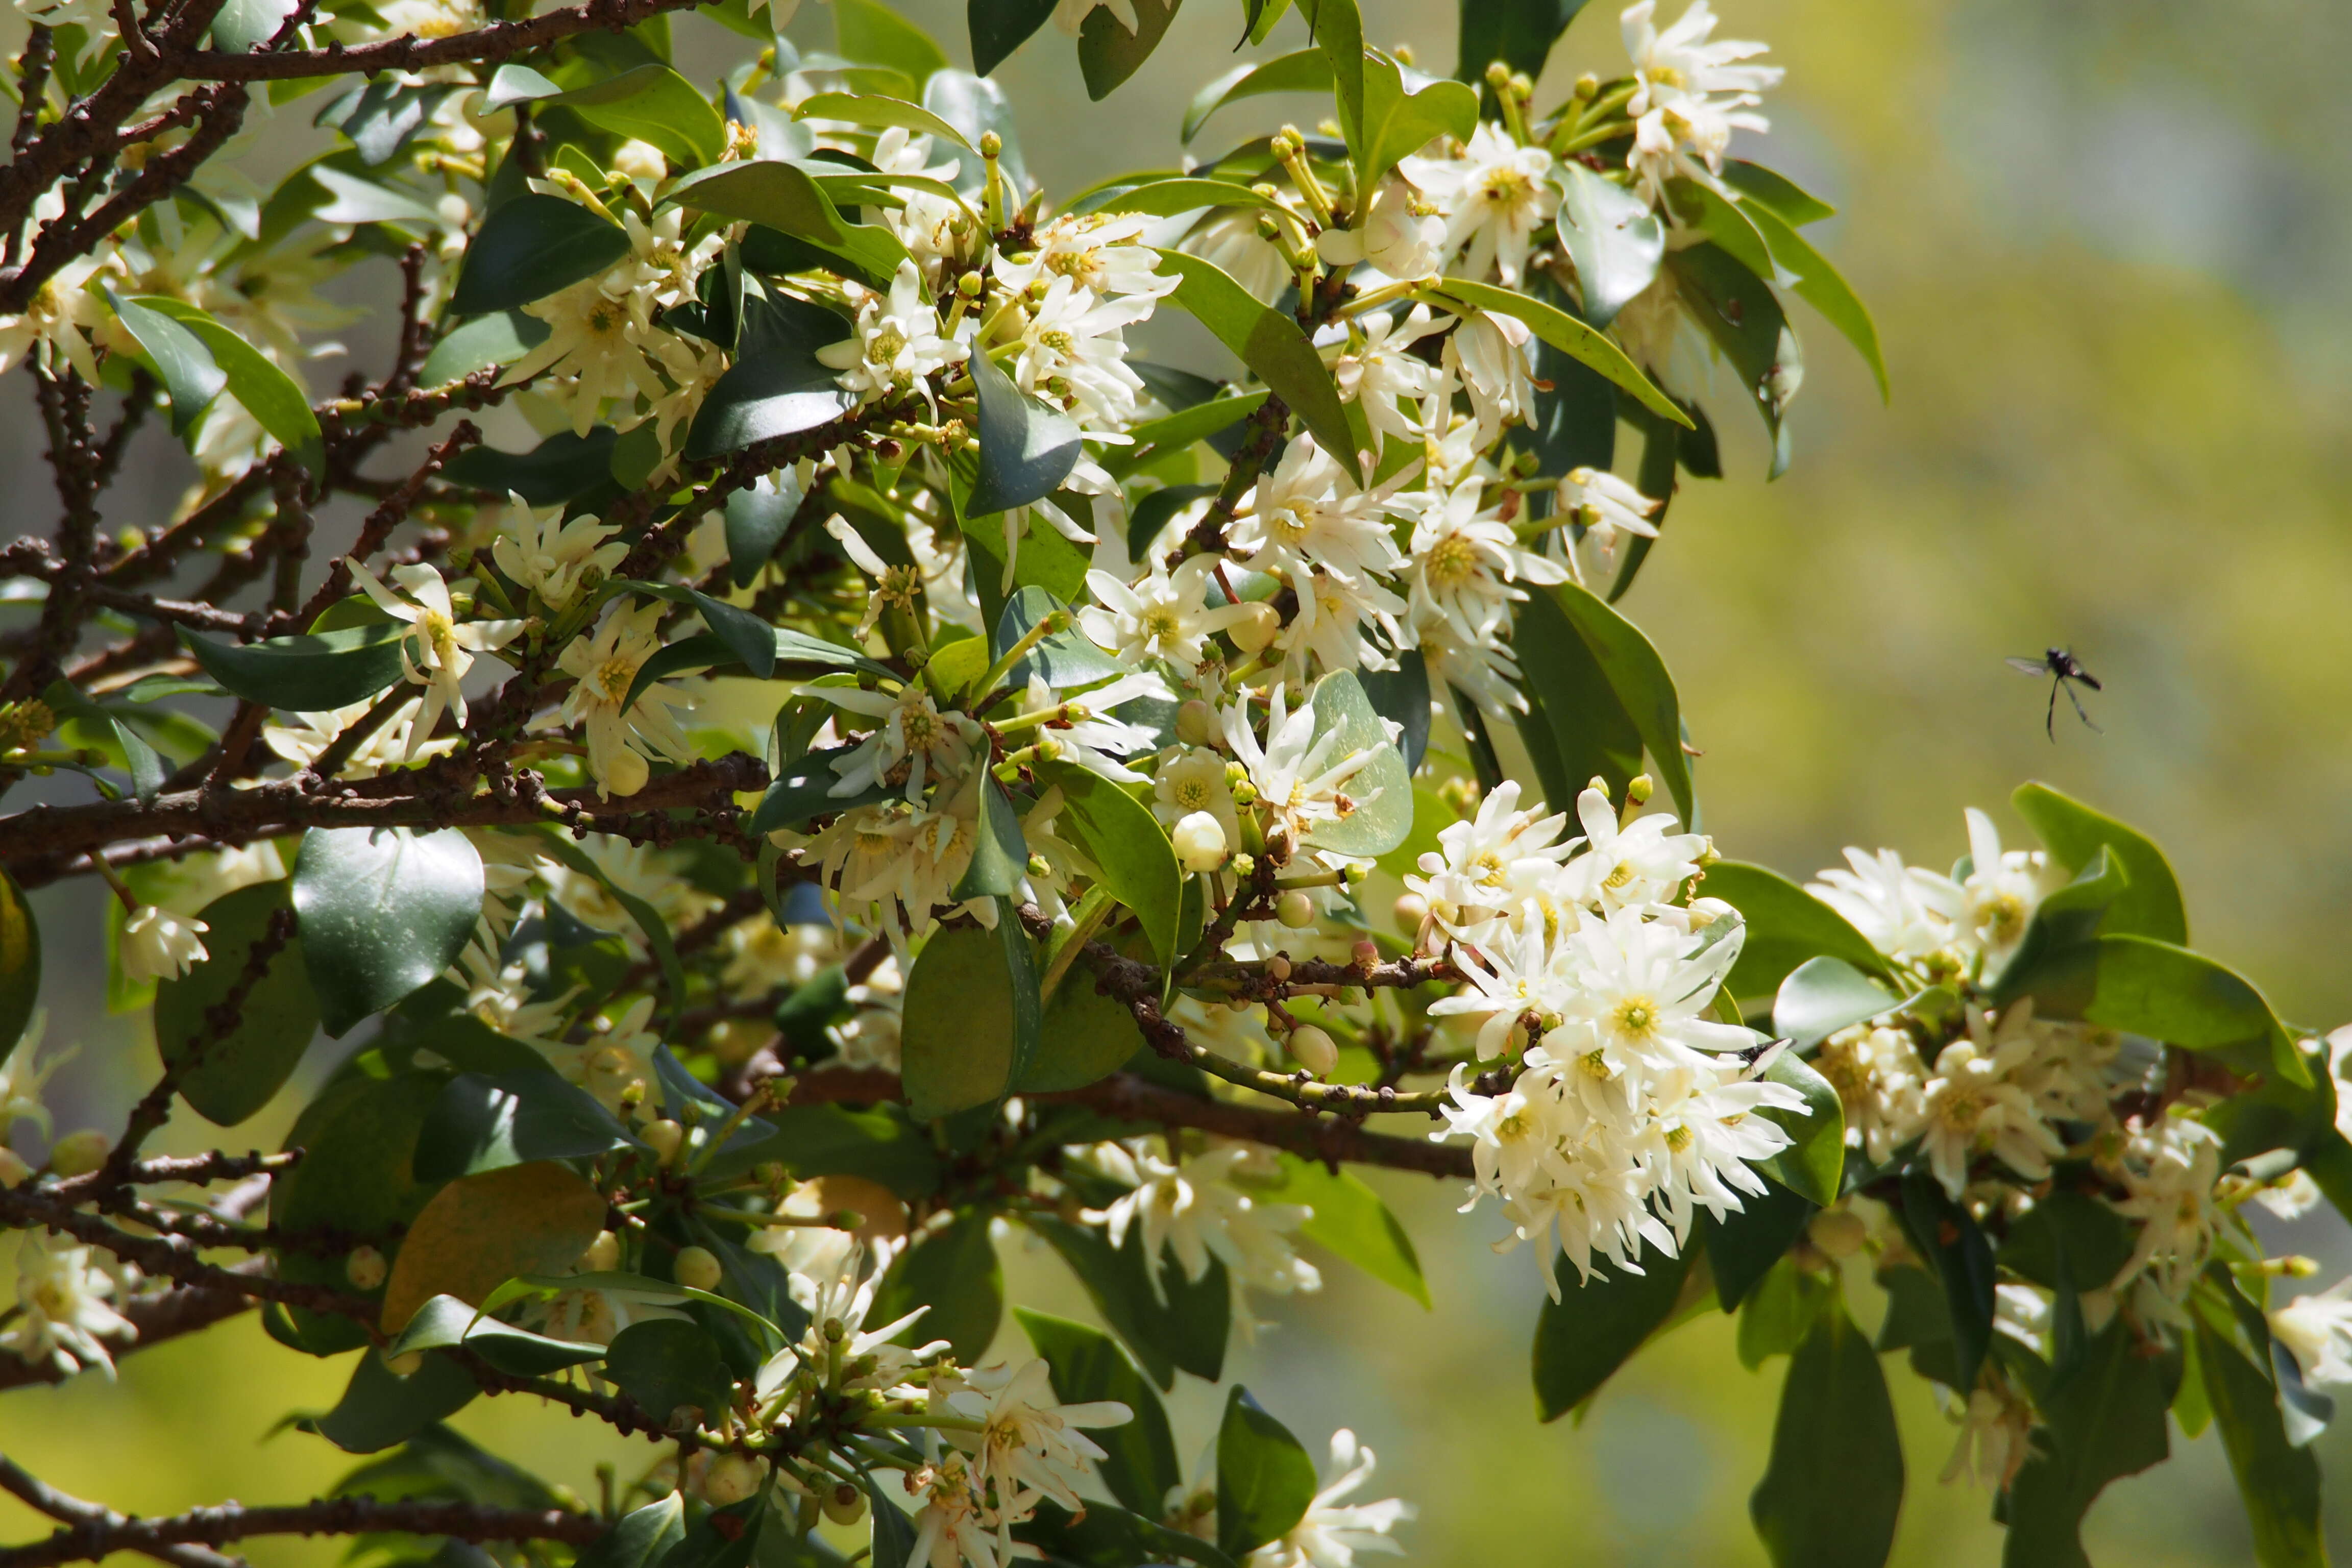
580 1230 622 1273
642 1118 686 1166
1351 938 1380 972
1228 852 1256 880
701 1454 764 1506
0 1149 30 1188
1393 892 1428 932
822 1483 867 1526
1174 699 1214 745
610 138 667 181
1228 601 1281 653
1267 953 1291 981
1172 811 1229 873
346 1245 388 1291
48 1129 109 1178
979 131 1002 158
1276 890 1315 929
1626 773 1654 808
1807 1208 1868 1260
1287 1025 1338 1077
674 1244 724 1293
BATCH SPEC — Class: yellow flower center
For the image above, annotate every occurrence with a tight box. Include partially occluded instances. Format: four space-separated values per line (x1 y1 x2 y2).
1038 328 1076 353
1609 996 1659 1041
1426 532 1478 590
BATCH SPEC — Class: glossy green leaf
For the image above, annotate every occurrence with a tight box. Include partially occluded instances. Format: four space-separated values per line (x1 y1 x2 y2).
271 1071 445 1354
1702 860 1890 999
154 880 316 1126
1428 277 1688 425
44 680 165 803
900 919 1033 1119
1182 50 1331 143
0 871 38 1066
969 353 1084 516
1898 1172 1995 1397
179 623 408 713
1036 759 1182 970
1553 163 1663 328
604 1318 732 1427
792 91 970 150
1721 160 1835 226
1510 586 1639 812
386 1293 604 1376
1754 1051 1843 1205
745 744 889 837
1532 1245 1692 1420
412 1070 641 1182
1027 1214 1229 1389
924 69 1025 195
967 0 1058 77
441 427 616 505
835 0 948 85
130 297 323 474
1456 0 1588 82
293 826 484 1036
996 586 1121 689
1294 0 1363 150
105 290 225 435
1087 178 1290 220
1741 196 1888 400
1021 967 1147 1093
723 474 804 589
1015 1502 1238 1568
1267 1153 1428 1306
1216 1386 1318 1557
1353 51 1478 187
1016 1308 1180 1516
666 161 908 282
530 829 686 1018
1667 242 1800 477
684 291 859 460
1997 1188 2136 1294
1109 393 1266 478
1077 0 1180 103
952 789 1031 908
1551 580 1696 822
1300 669 1414 857
481 1269 781 1340
869 1212 1003 1363
1748 1305 1903 1568
494 64 722 167
2003 1321 2179 1568
2011 781 2187 945
418 310 549 387
626 626 892 709
2059 935 2301 1084
379 1161 608 1334
1773 957 1901 1048
1154 250 1363 485
449 194 630 314
575 1493 684 1568
1705 1184 1816 1313
1737 1254 1837 1368
314 1345 477 1454
1988 846 2126 1003
2198 1320 2325 1568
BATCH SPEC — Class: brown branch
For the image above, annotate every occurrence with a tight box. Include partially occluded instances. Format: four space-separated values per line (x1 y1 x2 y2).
178 0 707 80
0 1456 243 1568
0 1497 605 1568
271 423 480 636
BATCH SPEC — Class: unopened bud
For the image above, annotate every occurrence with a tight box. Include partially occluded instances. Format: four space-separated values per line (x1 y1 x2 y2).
642 1118 686 1166
1625 773 1654 807
1351 938 1379 972
701 1453 764 1505
1267 953 1292 981
957 270 984 297
1228 601 1281 653
1175 699 1214 745
823 1317 847 1343
0 1149 30 1188
674 1245 723 1292
1229 853 1256 880
823 1483 867 1525
1287 1025 1338 1077
1574 72 1601 101
1393 893 1429 932
1484 61 1511 89
346 1245 388 1291
1172 811 1229 873
1807 1208 1868 1260
581 1230 622 1273
1277 890 1316 929
979 131 1002 158
47 1130 109 1178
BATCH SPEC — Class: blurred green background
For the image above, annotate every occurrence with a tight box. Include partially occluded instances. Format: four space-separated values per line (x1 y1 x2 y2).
10 0 2352 1563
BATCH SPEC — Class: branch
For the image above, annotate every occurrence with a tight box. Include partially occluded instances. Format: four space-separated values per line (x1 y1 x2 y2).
0 1497 605 1568
0 1267 262 1390
178 0 712 80
0 1457 243 1568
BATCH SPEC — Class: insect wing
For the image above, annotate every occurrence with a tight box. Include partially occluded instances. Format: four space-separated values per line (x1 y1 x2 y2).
2005 656 2050 676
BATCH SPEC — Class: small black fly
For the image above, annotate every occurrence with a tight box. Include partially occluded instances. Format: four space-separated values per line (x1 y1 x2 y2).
2006 647 2103 740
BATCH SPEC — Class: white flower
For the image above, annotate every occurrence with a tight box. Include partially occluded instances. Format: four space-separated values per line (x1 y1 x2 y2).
1815 1022 1927 1165
817 260 967 406
1230 438 1406 589
1940 1383 2033 1491
2272 1280 2352 1389
1439 307 1535 446
998 211 1176 300
1958 807 2067 971
1172 811 1229 874
1277 566 1409 680
1315 179 1444 283
903 1451 999 1568
0 253 112 385
1039 671 1170 776
264 697 452 778
1405 779 1575 935
819 682 983 803
1333 306 1447 449
1004 275 1154 428
2106 1116 2223 1301
1079 554 1252 668
1153 746 1241 843
1179 208 1291 303
1406 599 1525 716
1554 467 1660 586
0 1023 68 1141
503 257 673 436
1563 787 1709 912
1807 847 1964 967
540 995 662 1113
1914 1019 2063 1200
0 1232 134 1378
555 602 697 799
1407 476 1567 644
1085 1141 1321 1306
1220 684 1383 852
347 561 525 754
1620 1 1782 203
945 1357 1133 1513
1550 904 1754 1086
1401 124 1558 287
121 904 208 984
1246 1430 1413 1568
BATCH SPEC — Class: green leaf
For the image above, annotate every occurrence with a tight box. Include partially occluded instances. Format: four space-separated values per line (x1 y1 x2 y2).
1294 0 1363 152
493 64 723 168
1359 649 1431 774
450 194 631 314
1015 1308 1181 1516
1988 846 2127 1004
869 1212 1002 1363
604 1318 732 1427
1036 760 1182 971
44 680 166 803
2198 1320 2325 1568
130 297 323 473
1265 1153 1428 1306
923 69 1025 194
1739 197 1887 401
2003 1321 2179 1568
1182 51 1331 143
1510 586 1639 812
1550 579 1696 823
179 623 408 713
1531 1245 1692 1420
1665 242 1800 478
105 289 225 435
2034 935 2303 1085
532 829 687 1019
442 428 617 505
969 353 1083 516
1720 161 1835 226
952 788 1031 906
900 919 1034 1119
967 0 1058 77
1897 1172 1995 1396
154 880 316 1126
996 586 1120 689
481 1269 782 1340
271 1070 446 1354
1737 1254 1837 1368
1216 1386 1318 1557
2010 781 2187 945
1353 51 1478 188
1077 0 1180 103
1427 277 1689 426
684 292 860 460
834 0 948 86
1997 1188 2136 1294
1754 1051 1843 1205
1773 957 1900 1048
413 1070 641 1182
1553 163 1662 328
385 1293 605 1376
751 1102 942 1200
575 1493 684 1568
0 870 38 1066
314 1345 477 1454
1086 178 1289 221
1027 1214 1229 1388
1022 954 1146 1093
626 626 892 709
1108 393 1267 478
667 162 909 282
1705 1184 1815 1313
292 826 484 1037
1456 0 1588 82
1299 669 1413 858
791 92 971 150
418 310 549 387
723 474 804 589
1748 1305 1903 1568
1154 250 1363 485
1701 860 1890 999
379 1161 608 1334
